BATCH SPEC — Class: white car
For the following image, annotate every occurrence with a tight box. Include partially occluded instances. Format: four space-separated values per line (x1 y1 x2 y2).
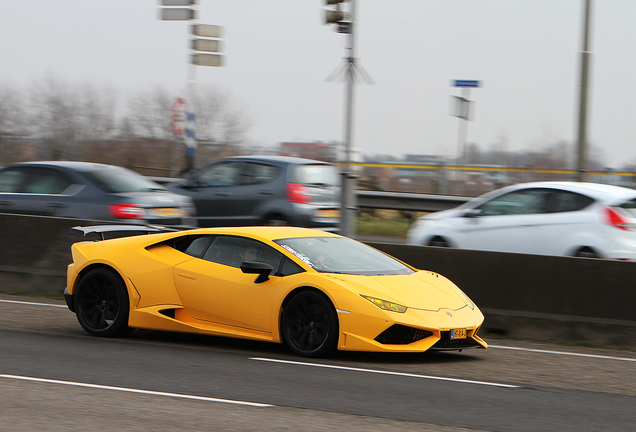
407 181 636 260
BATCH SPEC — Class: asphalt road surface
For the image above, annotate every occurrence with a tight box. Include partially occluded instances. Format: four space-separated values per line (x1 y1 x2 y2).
1 293 635 432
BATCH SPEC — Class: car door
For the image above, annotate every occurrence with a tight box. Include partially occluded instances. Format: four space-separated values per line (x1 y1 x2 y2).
453 188 551 254
531 189 595 255
0 166 76 216
176 161 244 226
173 235 284 333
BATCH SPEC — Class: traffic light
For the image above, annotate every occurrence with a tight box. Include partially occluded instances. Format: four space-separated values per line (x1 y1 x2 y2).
323 0 351 33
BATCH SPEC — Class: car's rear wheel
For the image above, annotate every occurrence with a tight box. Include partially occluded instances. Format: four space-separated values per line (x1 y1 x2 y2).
281 290 338 357
264 215 290 226
75 268 131 337
428 236 450 247
574 247 600 259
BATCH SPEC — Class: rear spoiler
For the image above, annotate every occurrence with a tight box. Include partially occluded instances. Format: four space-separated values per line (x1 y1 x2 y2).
71 225 180 241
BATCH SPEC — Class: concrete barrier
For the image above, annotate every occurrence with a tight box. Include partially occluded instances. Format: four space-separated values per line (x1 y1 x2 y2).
1 213 634 348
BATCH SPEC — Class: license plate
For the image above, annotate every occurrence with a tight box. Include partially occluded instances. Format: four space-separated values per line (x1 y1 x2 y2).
150 208 182 217
316 209 340 218
450 329 466 340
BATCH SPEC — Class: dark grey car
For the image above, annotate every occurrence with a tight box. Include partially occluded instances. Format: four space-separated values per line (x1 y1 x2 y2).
0 161 196 226
166 155 341 230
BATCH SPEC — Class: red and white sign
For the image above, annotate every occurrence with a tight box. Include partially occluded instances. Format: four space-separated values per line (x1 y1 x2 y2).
171 98 187 136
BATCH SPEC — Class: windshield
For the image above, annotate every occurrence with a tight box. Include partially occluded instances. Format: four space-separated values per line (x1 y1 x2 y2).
275 236 413 275
83 167 166 194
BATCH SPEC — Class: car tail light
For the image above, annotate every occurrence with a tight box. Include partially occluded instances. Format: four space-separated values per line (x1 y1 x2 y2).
603 206 634 231
109 203 146 219
287 183 311 204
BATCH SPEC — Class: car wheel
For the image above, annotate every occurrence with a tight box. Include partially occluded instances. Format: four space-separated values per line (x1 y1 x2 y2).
574 247 600 259
281 290 339 357
74 268 131 337
264 215 290 226
428 237 450 247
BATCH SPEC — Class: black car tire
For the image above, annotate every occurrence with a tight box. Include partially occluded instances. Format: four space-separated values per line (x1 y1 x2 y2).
428 237 450 247
75 268 131 337
264 215 290 226
574 247 600 259
281 290 339 357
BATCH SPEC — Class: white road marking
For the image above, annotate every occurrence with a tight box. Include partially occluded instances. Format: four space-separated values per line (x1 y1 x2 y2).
251 357 519 388
0 299 67 308
0 374 273 407
490 345 636 362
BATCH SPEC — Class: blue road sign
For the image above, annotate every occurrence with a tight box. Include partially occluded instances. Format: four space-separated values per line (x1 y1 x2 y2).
453 80 481 88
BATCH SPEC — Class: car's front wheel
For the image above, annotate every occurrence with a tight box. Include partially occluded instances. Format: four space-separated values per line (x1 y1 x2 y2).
281 290 338 357
74 268 131 337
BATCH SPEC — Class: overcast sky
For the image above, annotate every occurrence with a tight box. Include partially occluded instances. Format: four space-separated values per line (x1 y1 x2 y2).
1 1 635 167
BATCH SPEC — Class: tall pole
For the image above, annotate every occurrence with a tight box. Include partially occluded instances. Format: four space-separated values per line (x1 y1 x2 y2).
340 0 357 238
576 0 592 182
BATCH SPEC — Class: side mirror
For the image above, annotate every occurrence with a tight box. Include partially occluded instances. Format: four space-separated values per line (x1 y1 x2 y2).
240 261 274 284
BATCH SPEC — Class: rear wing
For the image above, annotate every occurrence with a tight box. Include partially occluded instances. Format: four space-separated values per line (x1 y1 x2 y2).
71 225 180 241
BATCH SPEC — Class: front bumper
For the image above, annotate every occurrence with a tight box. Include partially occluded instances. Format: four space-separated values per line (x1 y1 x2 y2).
64 287 75 313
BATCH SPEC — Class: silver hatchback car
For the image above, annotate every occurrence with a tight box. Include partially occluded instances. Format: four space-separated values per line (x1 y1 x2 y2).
0 161 196 226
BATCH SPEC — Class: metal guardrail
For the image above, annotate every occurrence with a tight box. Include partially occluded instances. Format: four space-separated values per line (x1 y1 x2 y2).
150 176 470 213
356 190 469 212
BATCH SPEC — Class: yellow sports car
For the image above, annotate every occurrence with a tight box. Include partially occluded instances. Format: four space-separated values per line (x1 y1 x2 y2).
64 225 487 357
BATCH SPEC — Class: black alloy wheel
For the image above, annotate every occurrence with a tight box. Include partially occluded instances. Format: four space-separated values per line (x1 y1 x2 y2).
281 290 338 357
75 268 131 337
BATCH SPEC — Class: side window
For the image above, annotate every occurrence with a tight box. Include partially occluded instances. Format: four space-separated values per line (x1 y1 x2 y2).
170 235 215 257
184 237 213 257
196 162 242 187
547 191 594 213
478 189 550 216
23 168 73 194
0 168 27 192
280 258 305 276
240 162 278 185
203 236 283 271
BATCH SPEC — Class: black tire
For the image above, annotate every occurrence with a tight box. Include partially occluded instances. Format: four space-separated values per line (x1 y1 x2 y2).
574 247 600 259
281 290 339 357
428 237 450 247
74 268 131 337
264 215 290 226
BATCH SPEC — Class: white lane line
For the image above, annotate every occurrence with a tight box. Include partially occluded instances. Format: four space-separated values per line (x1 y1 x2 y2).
0 374 273 407
0 299 67 308
251 357 519 388
490 345 636 362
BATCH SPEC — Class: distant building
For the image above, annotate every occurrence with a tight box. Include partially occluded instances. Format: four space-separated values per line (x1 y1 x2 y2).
279 142 338 162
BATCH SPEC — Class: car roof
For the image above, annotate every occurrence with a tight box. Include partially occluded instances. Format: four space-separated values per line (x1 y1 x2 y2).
5 161 124 172
500 181 636 202
183 226 339 241
213 155 334 166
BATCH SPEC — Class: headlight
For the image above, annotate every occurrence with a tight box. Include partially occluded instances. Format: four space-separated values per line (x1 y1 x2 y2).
360 295 408 313
458 289 475 310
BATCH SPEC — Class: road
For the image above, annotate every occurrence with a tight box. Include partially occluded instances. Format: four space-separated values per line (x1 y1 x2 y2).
1 294 635 432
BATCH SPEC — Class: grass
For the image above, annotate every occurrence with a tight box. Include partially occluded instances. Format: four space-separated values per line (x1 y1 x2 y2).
356 212 415 237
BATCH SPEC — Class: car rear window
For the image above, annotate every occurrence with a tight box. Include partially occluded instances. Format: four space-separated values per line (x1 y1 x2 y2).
83 167 166 193
618 198 636 217
292 164 339 187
